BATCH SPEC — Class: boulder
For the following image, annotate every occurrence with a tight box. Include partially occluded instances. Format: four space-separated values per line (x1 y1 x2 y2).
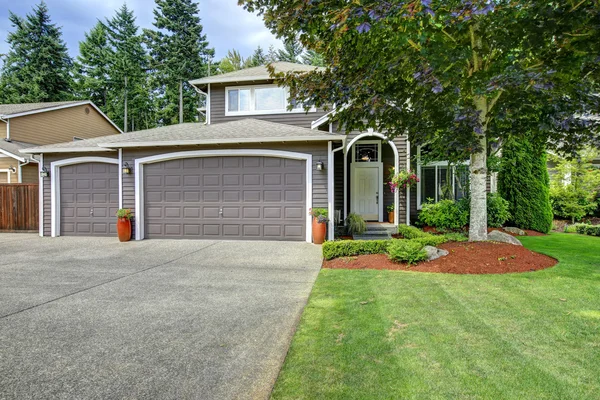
504 227 526 236
488 230 523 246
423 245 450 261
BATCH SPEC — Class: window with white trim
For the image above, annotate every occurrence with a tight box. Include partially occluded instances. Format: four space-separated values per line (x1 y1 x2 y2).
417 147 469 209
225 85 313 116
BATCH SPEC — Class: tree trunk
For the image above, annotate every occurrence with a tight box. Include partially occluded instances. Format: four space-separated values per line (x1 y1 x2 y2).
179 81 183 124
469 96 488 241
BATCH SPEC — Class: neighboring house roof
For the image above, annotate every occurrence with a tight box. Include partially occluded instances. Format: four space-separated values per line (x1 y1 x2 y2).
21 119 344 154
189 62 324 86
0 140 36 162
0 100 123 133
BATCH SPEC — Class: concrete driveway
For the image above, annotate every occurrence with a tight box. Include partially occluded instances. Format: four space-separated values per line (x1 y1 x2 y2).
0 234 322 400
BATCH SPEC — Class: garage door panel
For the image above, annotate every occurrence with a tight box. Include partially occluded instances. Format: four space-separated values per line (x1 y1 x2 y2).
144 156 306 241
60 163 118 237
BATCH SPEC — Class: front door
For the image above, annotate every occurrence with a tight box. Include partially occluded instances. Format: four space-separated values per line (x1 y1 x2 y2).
352 167 379 221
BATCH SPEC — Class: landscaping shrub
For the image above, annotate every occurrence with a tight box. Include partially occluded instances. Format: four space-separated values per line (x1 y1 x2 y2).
564 223 585 233
345 213 367 235
550 186 598 223
412 235 448 247
498 135 553 233
397 224 430 239
575 224 600 237
387 240 428 265
418 200 469 231
322 240 390 260
443 232 468 242
487 193 511 228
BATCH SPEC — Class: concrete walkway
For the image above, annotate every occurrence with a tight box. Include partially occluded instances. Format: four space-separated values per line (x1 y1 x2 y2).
0 234 322 400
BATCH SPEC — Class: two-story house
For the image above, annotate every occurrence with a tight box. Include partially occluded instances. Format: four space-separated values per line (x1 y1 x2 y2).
23 62 471 242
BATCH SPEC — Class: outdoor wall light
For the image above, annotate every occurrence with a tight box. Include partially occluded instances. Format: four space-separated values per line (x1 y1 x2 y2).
40 167 49 178
122 162 131 175
8 165 16 173
316 161 325 171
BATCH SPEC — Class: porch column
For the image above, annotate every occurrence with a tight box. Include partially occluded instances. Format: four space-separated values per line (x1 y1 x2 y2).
327 141 334 241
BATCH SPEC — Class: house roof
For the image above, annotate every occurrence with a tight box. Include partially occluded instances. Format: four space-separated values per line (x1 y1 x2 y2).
189 62 324 86
0 140 36 162
21 119 344 154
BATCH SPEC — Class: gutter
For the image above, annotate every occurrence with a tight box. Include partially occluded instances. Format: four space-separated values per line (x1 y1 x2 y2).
95 136 345 149
0 116 9 140
20 147 116 155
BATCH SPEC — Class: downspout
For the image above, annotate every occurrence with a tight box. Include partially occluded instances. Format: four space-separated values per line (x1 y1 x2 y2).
1 116 9 141
331 142 345 236
406 139 411 225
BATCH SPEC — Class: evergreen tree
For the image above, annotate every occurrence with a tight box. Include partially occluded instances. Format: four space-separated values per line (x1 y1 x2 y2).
145 0 213 125
266 45 279 63
104 4 150 132
218 49 247 73
302 50 325 67
277 37 304 63
0 1 73 103
247 46 267 67
498 135 554 233
74 22 111 108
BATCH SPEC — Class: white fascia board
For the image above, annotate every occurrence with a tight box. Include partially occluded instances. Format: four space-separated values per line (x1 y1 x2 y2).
97 136 344 148
189 75 272 86
20 147 116 154
0 148 25 162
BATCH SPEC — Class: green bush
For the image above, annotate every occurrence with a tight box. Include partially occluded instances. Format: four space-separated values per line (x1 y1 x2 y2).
498 135 553 233
550 186 598 223
564 224 584 233
575 224 600 236
418 200 469 231
322 240 390 260
345 213 367 235
443 232 468 242
397 224 430 239
412 235 448 247
387 240 428 265
487 193 511 228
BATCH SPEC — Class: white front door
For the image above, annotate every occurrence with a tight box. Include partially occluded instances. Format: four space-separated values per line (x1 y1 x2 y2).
352 167 379 220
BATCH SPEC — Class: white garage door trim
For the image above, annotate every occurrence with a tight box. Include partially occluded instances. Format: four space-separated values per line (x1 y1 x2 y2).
135 149 313 242
50 157 120 237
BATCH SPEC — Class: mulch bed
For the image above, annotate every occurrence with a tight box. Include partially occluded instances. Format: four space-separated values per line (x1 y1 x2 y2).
322 241 558 274
488 227 546 237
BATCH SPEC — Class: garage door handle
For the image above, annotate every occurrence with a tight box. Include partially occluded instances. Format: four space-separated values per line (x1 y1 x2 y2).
219 208 223 217
90 209 94 216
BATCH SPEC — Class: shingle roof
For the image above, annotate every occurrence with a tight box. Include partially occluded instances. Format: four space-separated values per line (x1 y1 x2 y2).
0 140 36 161
20 119 344 154
0 101 86 117
190 62 324 86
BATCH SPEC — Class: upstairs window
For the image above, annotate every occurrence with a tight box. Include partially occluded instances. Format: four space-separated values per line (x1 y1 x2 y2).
225 85 314 116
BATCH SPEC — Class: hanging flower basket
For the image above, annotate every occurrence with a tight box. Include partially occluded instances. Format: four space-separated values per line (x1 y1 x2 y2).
388 167 419 193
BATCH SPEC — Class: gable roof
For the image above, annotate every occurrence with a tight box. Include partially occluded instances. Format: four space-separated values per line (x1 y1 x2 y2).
0 140 36 162
20 119 344 154
0 100 123 133
190 62 324 86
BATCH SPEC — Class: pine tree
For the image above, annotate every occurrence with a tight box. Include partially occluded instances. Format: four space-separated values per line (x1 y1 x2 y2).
277 37 304 63
0 1 73 103
302 50 325 67
218 49 247 73
74 22 111 108
266 45 279 63
104 4 150 132
247 46 267 67
145 0 214 125
498 135 554 233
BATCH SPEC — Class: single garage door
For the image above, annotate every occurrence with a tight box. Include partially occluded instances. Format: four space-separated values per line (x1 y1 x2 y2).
144 156 306 240
60 163 118 236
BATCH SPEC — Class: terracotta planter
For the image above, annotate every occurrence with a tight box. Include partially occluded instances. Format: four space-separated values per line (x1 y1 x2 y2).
312 217 327 244
388 211 395 224
117 218 132 242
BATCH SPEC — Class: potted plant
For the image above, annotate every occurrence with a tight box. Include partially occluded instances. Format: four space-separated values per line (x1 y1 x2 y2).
116 209 133 242
309 208 329 244
387 204 395 224
388 167 420 193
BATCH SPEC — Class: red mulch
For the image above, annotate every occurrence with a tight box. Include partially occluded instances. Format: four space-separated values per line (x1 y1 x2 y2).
488 227 547 237
322 241 558 274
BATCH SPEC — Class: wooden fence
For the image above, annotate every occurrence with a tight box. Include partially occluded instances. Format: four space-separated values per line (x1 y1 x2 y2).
0 184 39 232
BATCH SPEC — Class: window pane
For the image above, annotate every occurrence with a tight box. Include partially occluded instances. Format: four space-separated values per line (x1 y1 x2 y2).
454 166 470 200
255 87 286 111
438 167 451 200
228 90 239 112
239 89 251 111
421 166 436 204
355 143 379 162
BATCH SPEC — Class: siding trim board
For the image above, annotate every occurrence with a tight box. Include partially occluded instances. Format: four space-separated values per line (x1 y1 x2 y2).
39 154 43 237
50 157 120 237
134 149 314 243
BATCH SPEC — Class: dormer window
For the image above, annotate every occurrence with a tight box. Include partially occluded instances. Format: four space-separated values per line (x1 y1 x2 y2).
225 84 314 116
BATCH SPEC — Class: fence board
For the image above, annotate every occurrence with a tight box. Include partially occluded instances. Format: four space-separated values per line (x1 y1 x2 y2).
0 184 39 231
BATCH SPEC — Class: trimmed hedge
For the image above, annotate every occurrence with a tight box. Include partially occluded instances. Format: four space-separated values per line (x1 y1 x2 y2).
388 240 428 264
412 235 448 247
322 240 391 260
575 224 600 236
397 224 430 239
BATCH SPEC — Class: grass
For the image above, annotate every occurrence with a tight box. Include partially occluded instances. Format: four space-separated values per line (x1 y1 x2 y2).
272 233 600 400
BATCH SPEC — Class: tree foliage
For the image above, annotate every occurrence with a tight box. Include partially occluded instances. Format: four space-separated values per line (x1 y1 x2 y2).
498 135 553 233
241 0 600 240
74 22 111 108
0 1 73 103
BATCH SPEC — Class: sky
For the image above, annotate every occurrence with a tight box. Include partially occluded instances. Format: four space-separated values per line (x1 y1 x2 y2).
0 0 283 61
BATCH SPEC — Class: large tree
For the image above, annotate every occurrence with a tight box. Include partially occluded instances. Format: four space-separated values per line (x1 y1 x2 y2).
0 1 73 103
241 0 600 241
74 22 111 108
145 0 213 125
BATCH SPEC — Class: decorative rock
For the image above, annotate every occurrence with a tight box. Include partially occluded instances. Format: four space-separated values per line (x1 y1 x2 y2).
423 245 450 261
488 230 523 246
504 227 526 236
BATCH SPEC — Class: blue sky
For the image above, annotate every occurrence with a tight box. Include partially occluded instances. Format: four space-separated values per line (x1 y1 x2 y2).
0 0 282 61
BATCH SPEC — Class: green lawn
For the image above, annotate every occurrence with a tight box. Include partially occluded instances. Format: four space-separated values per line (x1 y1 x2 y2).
272 233 600 400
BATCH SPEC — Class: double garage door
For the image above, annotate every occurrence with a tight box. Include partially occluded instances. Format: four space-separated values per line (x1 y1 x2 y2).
143 156 306 241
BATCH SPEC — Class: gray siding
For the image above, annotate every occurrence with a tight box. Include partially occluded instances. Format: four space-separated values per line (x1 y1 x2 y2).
209 83 327 128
